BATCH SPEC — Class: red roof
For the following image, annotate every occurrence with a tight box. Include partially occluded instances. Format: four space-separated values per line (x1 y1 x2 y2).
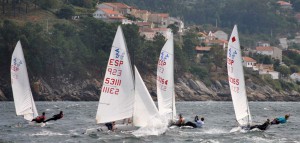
256 46 273 51
277 1 292 6
101 8 120 15
243 57 256 62
195 46 211 51
136 22 152 27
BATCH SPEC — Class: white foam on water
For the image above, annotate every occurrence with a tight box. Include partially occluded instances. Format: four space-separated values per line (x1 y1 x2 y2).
203 128 228 134
132 114 168 137
30 130 68 136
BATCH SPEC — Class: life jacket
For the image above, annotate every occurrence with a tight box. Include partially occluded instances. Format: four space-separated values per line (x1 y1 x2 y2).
36 115 45 121
277 117 287 123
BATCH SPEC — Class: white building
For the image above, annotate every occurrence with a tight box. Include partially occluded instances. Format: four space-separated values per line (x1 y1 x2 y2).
290 73 300 81
242 57 256 68
259 70 279 79
213 30 228 41
139 28 172 40
256 46 282 62
279 38 288 50
93 8 126 22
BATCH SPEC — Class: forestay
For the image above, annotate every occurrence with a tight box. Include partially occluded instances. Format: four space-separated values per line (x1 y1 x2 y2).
133 66 159 127
157 34 176 120
11 41 38 121
227 25 252 126
96 26 135 124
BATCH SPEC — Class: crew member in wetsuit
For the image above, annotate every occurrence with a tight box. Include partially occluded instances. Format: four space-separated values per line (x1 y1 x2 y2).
105 121 116 131
171 114 185 127
185 116 205 128
250 119 270 130
31 112 46 123
271 114 290 125
43 111 63 123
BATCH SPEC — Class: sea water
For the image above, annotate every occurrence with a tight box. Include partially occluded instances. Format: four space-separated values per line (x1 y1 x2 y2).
0 101 299 143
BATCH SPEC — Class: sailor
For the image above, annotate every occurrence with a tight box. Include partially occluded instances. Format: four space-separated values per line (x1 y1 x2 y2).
271 114 290 125
31 112 46 123
43 111 63 123
105 121 116 131
171 114 185 127
195 116 205 128
184 116 205 128
250 119 270 130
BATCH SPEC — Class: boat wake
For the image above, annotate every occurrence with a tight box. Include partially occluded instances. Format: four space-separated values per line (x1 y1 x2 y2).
132 115 168 137
30 130 68 136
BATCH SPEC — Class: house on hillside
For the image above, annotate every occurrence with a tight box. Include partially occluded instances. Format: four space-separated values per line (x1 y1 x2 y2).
277 1 293 9
213 30 228 41
161 17 185 33
279 38 288 50
131 9 151 21
255 46 282 62
135 22 154 29
242 57 257 68
195 46 212 62
148 13 169 26
96 2 132 15
257 41 270 47
255 64 279 79
93 8 127 23
290 72 300 81
139 28 172 40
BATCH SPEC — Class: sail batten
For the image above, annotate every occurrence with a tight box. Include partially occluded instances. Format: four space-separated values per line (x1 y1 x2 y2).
11 41 38 121
227 25 252 126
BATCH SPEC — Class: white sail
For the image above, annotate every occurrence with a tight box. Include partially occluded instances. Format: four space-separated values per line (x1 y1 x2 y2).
227 25 252 126
157 34 176 120
11 41 38 121
133 66 159 127
96 26 135 124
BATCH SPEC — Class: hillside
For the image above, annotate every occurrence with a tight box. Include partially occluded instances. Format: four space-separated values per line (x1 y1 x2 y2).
0 0 300 101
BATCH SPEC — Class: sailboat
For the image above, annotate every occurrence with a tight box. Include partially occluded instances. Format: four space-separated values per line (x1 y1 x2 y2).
157 34 176 121
11 41 39 122
227 25 252 129
95 26 159 131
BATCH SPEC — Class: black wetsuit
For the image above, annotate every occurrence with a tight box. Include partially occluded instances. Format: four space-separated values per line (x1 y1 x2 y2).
44 113 63 123
250 121 270 130
184 121 197 128
105 123 113 130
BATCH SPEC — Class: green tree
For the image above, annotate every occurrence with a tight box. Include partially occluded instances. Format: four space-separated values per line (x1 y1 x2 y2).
167 24 179 34
277 65 291 77
56 5 75 19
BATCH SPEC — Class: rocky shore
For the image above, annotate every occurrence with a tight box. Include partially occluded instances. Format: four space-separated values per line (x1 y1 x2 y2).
1 73 300 101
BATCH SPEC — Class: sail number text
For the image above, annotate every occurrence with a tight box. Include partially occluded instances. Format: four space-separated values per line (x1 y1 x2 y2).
109 59 123 67
107 68 122 76
102 86 119 95
157 76 168 85
228 76 239 85
104 78 122 86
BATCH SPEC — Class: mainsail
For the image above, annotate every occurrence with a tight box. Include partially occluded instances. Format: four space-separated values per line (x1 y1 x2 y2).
96 26 135 124
227 25 252 126
133 66 159 127
157 34 176 120
11 41 38 121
